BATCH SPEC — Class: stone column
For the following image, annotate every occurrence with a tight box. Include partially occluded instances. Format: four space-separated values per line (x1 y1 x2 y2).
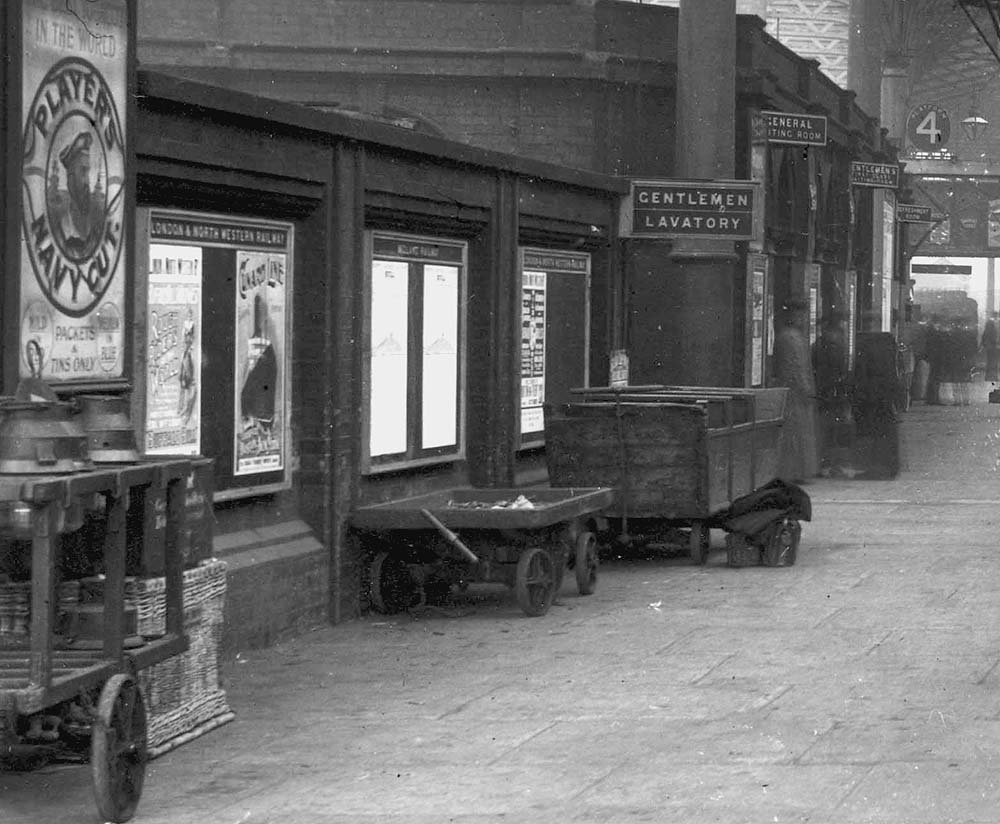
676 0 736 181
671 0 739 386
880 53 910 149
847 0 882 119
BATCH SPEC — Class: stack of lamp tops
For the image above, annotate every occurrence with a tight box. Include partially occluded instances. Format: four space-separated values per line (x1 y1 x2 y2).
0 382 140 475
0 383 140 537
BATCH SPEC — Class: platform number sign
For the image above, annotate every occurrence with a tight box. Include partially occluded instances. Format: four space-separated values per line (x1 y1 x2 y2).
906 103 951 152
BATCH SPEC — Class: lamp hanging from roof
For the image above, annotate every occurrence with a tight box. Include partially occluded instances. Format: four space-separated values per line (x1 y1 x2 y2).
962 108 990 141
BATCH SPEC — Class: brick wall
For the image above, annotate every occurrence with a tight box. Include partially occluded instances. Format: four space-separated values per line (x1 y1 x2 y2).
222 547 328 657
212 514 329 659
136 0 679 175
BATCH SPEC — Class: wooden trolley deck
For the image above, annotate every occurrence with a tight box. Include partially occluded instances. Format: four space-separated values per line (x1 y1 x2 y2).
352 486 615 617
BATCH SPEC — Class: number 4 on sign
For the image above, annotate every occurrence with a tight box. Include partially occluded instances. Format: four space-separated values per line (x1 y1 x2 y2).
916 110 943 144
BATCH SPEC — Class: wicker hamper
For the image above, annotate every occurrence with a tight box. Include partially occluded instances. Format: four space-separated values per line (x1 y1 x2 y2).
135 559 233 757
725 533 762 567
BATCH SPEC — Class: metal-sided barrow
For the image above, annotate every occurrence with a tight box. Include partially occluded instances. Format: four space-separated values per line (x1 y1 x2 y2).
0 459 191 823
351 486 616 617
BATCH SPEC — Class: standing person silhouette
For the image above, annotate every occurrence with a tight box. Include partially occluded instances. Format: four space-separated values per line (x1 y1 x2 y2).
812 310 850 472
981 311 999 382
773 298 819 484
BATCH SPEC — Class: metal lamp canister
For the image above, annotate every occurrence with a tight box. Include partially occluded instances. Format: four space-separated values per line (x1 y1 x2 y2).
0 399 93 474
75 394 140 464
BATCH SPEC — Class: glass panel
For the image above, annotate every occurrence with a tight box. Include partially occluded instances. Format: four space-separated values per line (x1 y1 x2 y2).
422 265 459 449
370 260 409 457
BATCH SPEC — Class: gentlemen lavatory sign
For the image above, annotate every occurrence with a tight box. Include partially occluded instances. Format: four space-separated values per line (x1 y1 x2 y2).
20 0 128 383
622 179 758 240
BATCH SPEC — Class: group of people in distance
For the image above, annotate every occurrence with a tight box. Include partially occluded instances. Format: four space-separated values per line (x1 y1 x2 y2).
772 300 1000 484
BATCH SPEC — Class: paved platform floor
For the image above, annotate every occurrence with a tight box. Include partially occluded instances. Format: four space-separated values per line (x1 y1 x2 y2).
4 393 1000 823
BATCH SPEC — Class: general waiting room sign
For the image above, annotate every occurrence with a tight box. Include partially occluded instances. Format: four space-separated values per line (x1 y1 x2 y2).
622 179 758 240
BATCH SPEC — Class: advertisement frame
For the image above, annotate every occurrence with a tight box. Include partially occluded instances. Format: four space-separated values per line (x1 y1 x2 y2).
14 0 135 391
518 246 592 448
139 207 294 501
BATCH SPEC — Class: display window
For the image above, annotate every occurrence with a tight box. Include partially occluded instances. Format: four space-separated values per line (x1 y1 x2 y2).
136 208 294 499
364 232 467 473
518 247 590 447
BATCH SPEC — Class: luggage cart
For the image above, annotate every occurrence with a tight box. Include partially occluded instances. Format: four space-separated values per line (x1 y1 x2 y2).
544 386 788 563
0 459 190 823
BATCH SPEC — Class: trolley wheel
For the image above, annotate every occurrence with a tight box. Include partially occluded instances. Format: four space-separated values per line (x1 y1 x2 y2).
422 575 452 606
515 547 556 617
574 531 598 595
689 522 710 565
370 551 419 614
91 674 147 823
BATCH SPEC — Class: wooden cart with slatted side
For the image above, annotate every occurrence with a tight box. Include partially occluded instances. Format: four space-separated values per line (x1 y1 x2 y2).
351 486 616 617
0 459 191 823
544 386 787 563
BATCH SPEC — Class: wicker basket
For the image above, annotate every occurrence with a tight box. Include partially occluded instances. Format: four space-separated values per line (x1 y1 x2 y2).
725 533 762 567
0 582 30 640
125 556 228 639
146 691 234 759
136 559 232 755
127 576 167 638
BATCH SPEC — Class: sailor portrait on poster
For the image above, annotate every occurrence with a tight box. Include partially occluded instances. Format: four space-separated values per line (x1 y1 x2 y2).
49 130 109 261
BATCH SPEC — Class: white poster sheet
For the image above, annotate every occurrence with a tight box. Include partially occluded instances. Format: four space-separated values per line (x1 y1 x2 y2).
234 251 287 475
145 244 202 455
369 260 410 457
422 265 459 450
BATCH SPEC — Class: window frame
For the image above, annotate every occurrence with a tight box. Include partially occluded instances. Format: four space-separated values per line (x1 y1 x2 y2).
518 246 592 449
362 230 468 475
135 206 295 502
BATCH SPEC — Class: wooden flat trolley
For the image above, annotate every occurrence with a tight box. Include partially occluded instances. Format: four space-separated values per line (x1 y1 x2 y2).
0 459 191 823
352 486 615 617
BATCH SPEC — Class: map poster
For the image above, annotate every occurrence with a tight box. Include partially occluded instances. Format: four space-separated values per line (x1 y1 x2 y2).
521 270 547 434
20 0 129 383
144 244 202 456
234 250 288 476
